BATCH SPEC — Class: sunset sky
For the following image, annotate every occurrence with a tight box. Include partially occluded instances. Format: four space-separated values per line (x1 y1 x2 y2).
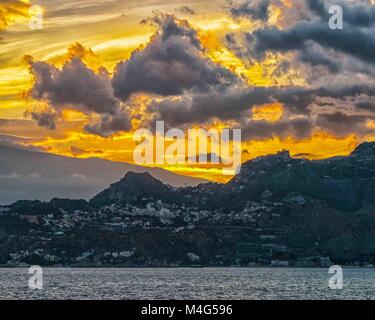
1 0 375 182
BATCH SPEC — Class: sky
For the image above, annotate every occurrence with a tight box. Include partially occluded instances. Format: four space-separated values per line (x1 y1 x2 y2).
0 0 375 182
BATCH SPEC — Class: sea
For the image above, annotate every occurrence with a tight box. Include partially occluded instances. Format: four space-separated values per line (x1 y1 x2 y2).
0 268 374 300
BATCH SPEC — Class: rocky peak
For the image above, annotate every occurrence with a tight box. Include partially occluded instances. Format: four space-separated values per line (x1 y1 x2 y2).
351 142 375 158
117 172 162 186
90 172 172 206
250 150 292 164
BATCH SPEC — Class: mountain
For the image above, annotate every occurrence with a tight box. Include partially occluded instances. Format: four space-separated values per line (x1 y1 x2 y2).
222 145 375 212
91 172 173 207
2 142 375 267
87 142 375 213
0 144 208 204
351 141 375 159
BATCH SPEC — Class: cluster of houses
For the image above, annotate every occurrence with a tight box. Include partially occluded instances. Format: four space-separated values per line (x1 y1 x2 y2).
0 197 334 267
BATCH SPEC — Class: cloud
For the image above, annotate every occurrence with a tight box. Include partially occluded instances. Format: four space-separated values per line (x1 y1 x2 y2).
84 112 131 137
0 133 46 151
70 146 103 156
228 0 375 28
316 111 375 137
224 0 375 89
26 15 242 136
297 42 341 74
307 0 375 28
24 107 56 130
0 0 31 30
228 0 312 27
70 146 88 156
25 50 131 137
149 81 375 124
228 0 271 22
148 86 274 127
24 9 375 142
241 117 313 140
226 0 375 73
112 13 239 100
356 98 375 112
146 80 375 140
26 56 119 115
306 0 327 18
219 0 375 141
177 6 196 16
67 42 96 59
251 21 375 66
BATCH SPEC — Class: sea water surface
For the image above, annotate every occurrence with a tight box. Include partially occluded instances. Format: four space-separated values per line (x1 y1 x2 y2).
0 268 374 300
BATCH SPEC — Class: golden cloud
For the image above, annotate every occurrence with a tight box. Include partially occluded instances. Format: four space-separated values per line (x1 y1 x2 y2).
0 0 31 30
252 103 284 123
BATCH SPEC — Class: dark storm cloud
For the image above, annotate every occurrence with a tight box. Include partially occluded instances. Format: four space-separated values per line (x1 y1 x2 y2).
251 21 375 65
306 0 327 18
228 0 375 28
228 0 271 22
226 0 375 76
149 81 375 140
144 13 202 48
84 112 131 137
148 86 275 127
355 99 375 112
24 8 375 140
316 112 375 137
147 81 375 139
112 14 239 101
307 0 375 28
241 117 313 140
27 57 120 115
298 43 341 73
26 15 241 136
25 55 131 136
24 108 56 130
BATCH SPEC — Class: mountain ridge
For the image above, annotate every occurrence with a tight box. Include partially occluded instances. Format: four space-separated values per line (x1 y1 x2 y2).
5 141 374 212
0 143 209 204
90 172 173 207
2 141 375 267
88 141 375 213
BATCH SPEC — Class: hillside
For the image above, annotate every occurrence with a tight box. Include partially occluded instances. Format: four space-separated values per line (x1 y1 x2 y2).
1 142 375 267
